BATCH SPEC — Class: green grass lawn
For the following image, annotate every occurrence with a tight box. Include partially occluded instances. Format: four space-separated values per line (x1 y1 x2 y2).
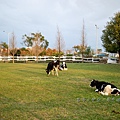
0 63 120 120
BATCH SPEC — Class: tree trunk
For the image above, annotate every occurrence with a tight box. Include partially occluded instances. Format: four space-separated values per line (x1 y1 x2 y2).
118 49 120 63
13 54 14 63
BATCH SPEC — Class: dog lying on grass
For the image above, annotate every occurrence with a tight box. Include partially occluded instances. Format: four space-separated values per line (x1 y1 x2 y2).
90 79 120 95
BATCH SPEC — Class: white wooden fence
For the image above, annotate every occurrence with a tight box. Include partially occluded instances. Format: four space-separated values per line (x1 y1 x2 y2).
0 56 101 63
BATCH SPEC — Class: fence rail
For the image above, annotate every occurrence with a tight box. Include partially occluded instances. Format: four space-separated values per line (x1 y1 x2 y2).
0 56 102 63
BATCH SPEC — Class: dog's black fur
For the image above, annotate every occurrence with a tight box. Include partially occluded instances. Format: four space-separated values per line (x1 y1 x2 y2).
46 60 60 76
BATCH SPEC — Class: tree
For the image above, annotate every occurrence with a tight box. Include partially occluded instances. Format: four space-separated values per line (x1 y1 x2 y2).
45 48 59 56
56 26 65 59
9 32 17 63
23 32 49 62
101 12 120 62
73 45 93 57
73 45 80 56
22 34 33 47
73 21 87 58
84 46 93 57
20 47 30 56
80 20 87 59
0 42 8 56
1 42 8 49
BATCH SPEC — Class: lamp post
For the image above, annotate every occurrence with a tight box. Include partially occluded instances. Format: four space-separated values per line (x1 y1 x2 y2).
95 25 99 54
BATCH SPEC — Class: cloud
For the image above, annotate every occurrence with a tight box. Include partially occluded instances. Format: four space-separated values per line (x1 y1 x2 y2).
0 0 120 51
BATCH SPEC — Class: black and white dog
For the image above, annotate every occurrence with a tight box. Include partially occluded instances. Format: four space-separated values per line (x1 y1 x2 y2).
46 60 60 76
90 79 120 95
59 62 68 71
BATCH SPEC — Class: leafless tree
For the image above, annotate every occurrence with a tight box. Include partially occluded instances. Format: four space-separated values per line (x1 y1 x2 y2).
9 32 17 63
56 26 65 59
80 20 87 61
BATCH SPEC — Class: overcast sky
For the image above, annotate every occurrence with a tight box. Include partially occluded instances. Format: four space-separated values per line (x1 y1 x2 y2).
0 0 120 51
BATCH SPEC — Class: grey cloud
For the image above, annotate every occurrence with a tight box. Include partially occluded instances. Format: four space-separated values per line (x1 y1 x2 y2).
0 0 120 50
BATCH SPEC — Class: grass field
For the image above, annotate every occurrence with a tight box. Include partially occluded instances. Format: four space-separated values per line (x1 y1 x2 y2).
0 63 120 120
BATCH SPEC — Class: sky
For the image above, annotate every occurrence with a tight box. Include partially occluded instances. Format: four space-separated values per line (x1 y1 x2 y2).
0 0 120 52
